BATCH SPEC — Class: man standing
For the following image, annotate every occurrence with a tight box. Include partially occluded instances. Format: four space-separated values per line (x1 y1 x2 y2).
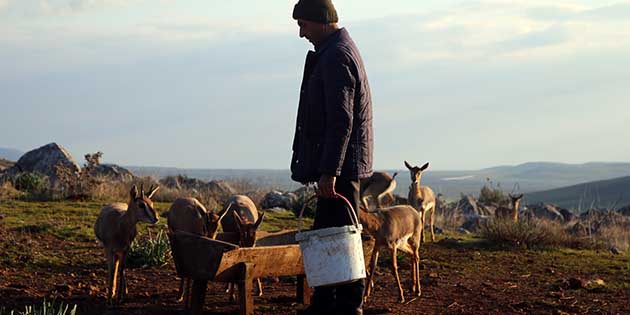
290 1 373 314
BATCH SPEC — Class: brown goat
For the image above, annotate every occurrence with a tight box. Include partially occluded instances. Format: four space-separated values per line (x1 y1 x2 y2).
94 184 159 305
221 195 265 301
495 193 524 223
167 197 230 305
359 204 423 303
405 161 437 243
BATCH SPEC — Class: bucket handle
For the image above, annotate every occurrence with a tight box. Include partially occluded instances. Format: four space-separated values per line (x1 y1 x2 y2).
298 193 360 232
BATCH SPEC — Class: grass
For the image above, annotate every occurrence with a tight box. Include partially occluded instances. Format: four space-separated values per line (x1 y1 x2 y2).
479 218 584 250
127 228 171 268
0 299 77 315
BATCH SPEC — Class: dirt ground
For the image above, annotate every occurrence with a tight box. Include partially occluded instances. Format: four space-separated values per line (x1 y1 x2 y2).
1 225 629 315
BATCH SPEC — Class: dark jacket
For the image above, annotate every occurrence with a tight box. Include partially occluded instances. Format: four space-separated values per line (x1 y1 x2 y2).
291 28 373 183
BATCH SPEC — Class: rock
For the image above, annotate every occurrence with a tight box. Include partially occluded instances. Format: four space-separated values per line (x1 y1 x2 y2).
617 205 630 216
456 195 494 217
460 214 490 232
434 226 444 235
261 190 298 210
567 277 585 289
609 246 622 255
91 164 135 182
5 143 80 183
159 175 235 196
522 203 566 222
568 221 589 237
558 208 576 222
206 180 235 196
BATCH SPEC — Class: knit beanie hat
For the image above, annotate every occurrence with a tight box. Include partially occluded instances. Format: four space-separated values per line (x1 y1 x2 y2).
292 0 338 24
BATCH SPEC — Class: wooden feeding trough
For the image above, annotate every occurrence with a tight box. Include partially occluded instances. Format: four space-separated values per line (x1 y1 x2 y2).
169 230 374 315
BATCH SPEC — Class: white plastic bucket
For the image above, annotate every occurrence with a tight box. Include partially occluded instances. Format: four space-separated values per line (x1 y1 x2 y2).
295 194 366 287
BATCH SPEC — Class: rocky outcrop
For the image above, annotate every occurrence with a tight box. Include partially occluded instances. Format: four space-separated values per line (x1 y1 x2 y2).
617 205 630 216
456 195 494 217
91 164 135 182
159 175 235 196
5 143 79 182
522 203 566 222
260 190 298 210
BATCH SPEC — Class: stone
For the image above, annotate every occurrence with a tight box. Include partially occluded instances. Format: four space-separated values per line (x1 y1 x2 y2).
260 190 298 210
91 164 135 182
567 277 585 289
5 143 80 183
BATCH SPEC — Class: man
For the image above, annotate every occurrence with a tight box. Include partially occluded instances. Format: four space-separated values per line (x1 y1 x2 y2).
290 1 373 314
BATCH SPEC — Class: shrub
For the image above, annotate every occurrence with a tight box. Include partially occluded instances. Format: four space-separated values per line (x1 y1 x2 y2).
126 228 171 268
54 151 104 200
478 184 509 206
0 299 77 315
13 172 49 196
0 181 24 199
480 218 580 249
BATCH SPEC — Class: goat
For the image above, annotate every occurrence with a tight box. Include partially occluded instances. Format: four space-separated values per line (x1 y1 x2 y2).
360 171 398 210
405 161 437 243
359 204 423 303
221 195 265 301
94 184 160 304
166 197 230 305
495 193 524 223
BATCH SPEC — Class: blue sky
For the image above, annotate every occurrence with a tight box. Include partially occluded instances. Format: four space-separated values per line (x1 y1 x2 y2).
1 1 629 170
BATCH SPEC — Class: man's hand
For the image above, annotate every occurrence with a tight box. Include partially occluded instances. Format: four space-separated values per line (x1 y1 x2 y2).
317 174 337 199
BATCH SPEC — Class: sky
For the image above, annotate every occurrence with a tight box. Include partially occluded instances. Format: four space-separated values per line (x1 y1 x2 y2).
1 0 629 170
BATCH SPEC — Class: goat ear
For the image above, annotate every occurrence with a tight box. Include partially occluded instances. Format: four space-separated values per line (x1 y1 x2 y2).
420 162 429 171
516 194 524 199
218 204 231 222
140 183 145 197
130 185 139 200
508 193 514 199
404 161 413 170
392 172 398 179
254 212 265 228
146 185 160 199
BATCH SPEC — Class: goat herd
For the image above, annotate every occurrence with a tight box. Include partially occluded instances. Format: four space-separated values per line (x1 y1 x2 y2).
92 160 523 308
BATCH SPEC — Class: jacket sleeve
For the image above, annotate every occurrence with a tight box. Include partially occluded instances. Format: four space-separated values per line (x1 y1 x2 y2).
318 50 356 176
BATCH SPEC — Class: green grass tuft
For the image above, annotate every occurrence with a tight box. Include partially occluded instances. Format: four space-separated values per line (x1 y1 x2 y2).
0 299 77 315
126 228 172 268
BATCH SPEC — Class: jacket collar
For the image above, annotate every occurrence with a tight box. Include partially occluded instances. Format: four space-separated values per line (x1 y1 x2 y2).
314 27 347 55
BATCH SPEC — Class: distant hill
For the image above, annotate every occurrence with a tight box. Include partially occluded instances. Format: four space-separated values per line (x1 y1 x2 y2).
0 147 23 161
525 176 630 211
127 162 630 201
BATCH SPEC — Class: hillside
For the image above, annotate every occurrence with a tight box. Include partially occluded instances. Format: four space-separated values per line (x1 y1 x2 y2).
526 176 630 211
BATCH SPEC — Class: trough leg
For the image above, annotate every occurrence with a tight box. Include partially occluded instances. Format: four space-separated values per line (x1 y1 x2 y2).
297 275 311 305
190 279 208 315
238 263 254 315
